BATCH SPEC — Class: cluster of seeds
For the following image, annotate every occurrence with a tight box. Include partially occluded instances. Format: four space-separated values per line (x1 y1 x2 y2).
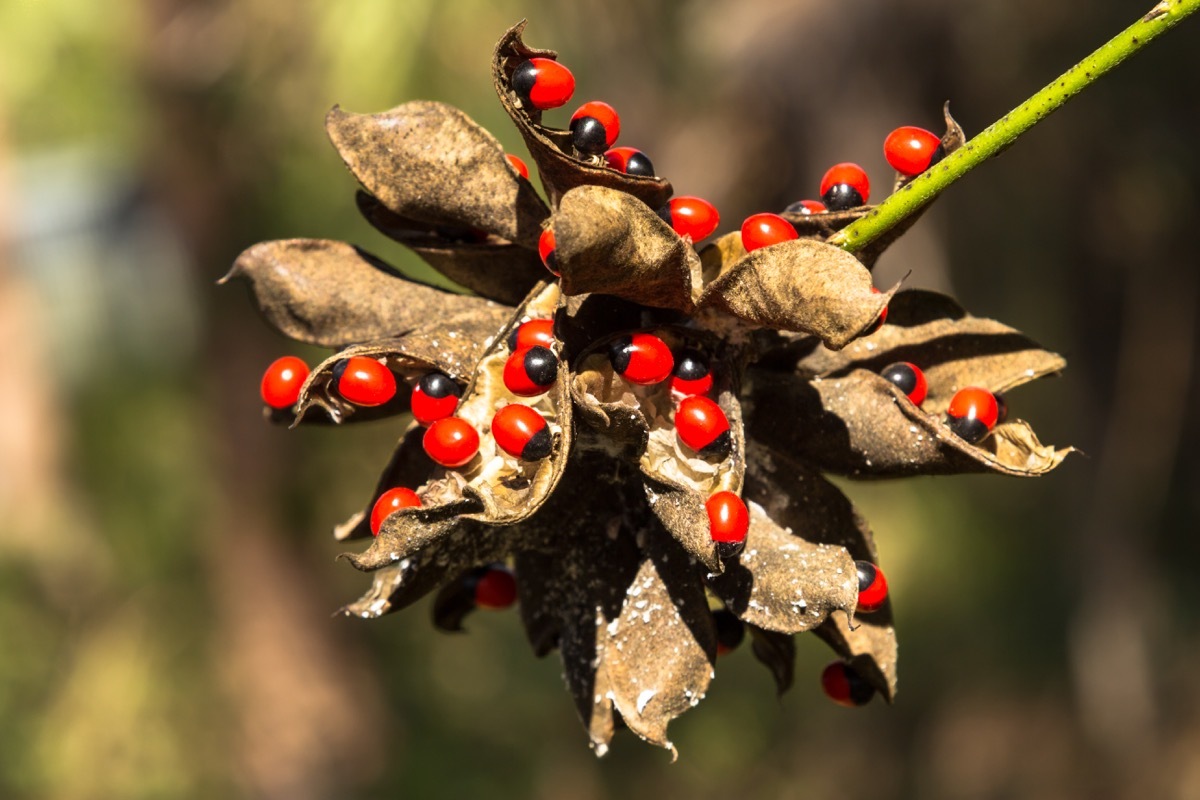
236 23 1070 738
880 361 1007 445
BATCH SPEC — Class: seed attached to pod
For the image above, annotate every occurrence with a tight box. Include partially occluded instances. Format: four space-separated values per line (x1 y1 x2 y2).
659 196 720 242
740 212 798 252
411 371 462 425
820 662 876 707
947 386 1000 444
505 153 530 179
880 362 928 406
538 228 558 276
260 356 309 409
423 417 480 468
604 146 655 177
706 491 749 544
507 318 556 352
369 487 422 537
570 101 620 155
670 348 713 397
504 345 558 397
784 199 827 215
511 57 575 110
608 333 674 385
883 125 943 176
676 395 732 458
713 609 745 656
474 565 519 610
819 162 870 211
491 403 553 461
855 560 889 613
332 356 397 407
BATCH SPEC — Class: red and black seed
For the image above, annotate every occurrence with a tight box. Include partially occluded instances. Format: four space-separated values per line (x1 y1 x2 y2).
821 661 876 707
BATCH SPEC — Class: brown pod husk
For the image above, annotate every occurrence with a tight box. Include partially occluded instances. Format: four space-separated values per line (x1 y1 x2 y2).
356 191 546 306
292 305 509 425
744 445 897 700
747 368 1073 478
339 522 500 619
747 626 796 697
776 289 1068 415
553 185 697 313
570 329 745 572
224 238 503 347
514 549 564 657
432 567 489 632
699 238 894 349
705 499 858 635
326 101 548 248
492 21 672 209
345 283 572 572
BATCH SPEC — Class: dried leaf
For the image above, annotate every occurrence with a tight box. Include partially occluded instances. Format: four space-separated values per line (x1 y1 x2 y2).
570 329 745 571
326 102 548 248
699 238 893 349
744 445 897 699
775 289 1068 415
553 186 697 313
223 239 501 347
492 21 673 208
747 368 1073 478
600 543 715 755
706 501 858 635
747 626 795 697
356 191 546 305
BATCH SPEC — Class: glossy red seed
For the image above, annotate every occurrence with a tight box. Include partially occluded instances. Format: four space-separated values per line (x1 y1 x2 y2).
491 404 552 461
948 387 1000 429
260 356 309 409
676 395 731 454
666 196 720 242
505 153 529 179
503 345 558 397
740 213 798 252
610 333 674 385
507 318 556 351
884 125 941 176
855 560 889 613
336 356 397 407
821 662 875 707
511 58 575 110
474 567 518 609
819 162 871 204
423 417 480 468
706 491 749 543
670 349 713 398
538 228 558 276
881 362 928 406
369 487 421 537
792 199 827 215
411 372 461 426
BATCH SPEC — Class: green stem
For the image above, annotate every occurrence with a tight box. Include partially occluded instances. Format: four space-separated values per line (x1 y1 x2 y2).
830 0 1200 254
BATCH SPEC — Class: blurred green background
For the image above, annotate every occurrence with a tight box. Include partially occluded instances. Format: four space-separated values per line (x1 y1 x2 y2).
2 1 1198 798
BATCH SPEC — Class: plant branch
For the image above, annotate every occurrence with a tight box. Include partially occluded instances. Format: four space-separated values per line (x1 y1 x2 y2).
830 0 1200 254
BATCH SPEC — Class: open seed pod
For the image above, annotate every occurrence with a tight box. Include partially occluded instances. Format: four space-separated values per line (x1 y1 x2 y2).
229 19 1075 756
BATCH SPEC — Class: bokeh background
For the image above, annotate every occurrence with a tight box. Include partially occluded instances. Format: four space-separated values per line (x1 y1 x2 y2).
3 1 1198 798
